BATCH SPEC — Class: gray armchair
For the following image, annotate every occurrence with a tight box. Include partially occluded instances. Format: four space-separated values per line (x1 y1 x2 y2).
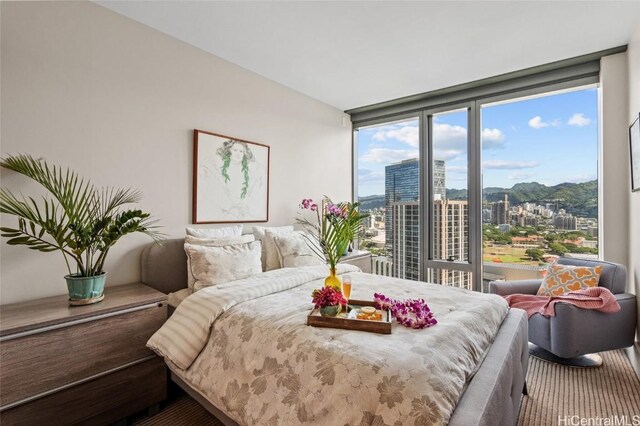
490 258 637 367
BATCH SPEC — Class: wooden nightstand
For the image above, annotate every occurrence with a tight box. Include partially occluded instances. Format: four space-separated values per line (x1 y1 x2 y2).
341 250 372 273
0 283 168 426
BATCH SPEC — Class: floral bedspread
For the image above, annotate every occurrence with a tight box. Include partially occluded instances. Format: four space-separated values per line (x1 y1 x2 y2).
153 268 508 425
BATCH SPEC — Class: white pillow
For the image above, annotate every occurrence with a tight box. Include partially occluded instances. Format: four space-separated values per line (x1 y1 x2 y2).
184 240 262 291
252 225 294 271
185 225 242 239
273 232 325 268
184 234 256 289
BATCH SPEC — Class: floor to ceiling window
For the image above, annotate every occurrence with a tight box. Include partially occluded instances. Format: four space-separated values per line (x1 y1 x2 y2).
355 117 421 279
424 108 473 289
481 87 599 285
353 72 601 292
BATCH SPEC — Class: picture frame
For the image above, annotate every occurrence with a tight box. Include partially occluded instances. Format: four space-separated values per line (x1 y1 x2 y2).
630 114 640 192
193 129 270 223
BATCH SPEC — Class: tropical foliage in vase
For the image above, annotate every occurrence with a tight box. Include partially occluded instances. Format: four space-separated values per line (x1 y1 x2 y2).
296 197 368 270
0 154 162 277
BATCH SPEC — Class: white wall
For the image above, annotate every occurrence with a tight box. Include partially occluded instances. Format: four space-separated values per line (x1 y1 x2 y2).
627 22 640 339
600 53 630 270
0 1 352 304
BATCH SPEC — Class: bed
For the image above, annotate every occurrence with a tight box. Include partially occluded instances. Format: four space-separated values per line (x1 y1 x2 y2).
141 239 528 426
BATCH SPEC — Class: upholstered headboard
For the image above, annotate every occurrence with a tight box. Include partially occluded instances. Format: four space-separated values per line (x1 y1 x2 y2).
140 238 188 294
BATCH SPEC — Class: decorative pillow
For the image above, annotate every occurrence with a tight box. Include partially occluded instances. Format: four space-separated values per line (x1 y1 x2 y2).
184 240 262 291
185 225 242 239
252 225 294 271
184 234 256 289
537 264 603 297
273 232 325 268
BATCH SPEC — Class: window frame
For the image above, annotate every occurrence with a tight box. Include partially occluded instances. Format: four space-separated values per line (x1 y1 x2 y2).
352 64 604 291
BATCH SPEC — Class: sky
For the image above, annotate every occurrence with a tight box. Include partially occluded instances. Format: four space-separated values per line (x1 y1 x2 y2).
356 87 599 197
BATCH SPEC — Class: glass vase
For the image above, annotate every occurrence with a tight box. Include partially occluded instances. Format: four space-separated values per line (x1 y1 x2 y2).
324 267 342 290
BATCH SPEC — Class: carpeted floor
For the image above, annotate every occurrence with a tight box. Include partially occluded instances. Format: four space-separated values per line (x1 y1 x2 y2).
134 350 640 426
133 394 222 426
519 349 640 425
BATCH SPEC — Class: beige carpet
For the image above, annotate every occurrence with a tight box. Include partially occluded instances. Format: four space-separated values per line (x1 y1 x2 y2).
135 350 640 425
519 349 640 425
134 395 222 426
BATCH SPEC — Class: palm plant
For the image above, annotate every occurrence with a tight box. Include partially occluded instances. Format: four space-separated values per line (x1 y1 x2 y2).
0 154 162 278
341 200 368 246
297 197 368 271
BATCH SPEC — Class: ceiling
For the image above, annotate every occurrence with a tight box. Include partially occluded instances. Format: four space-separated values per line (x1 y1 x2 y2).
96 1 640 111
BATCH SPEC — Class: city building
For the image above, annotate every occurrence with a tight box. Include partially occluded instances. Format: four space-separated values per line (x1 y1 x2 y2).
482 208 492 223
385 159 469 285
429 199 472 289
385 158 420 255
491 194 510 225
554 213 578 230
390 201 420 280
391 198 471 289
432 200 469 262
384 158 446 265
433 159 446 200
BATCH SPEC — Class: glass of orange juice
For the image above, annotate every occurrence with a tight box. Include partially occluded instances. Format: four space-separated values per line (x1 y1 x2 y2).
341 275 352 313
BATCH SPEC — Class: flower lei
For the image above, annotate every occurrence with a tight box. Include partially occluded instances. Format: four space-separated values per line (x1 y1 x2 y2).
374 293 437 329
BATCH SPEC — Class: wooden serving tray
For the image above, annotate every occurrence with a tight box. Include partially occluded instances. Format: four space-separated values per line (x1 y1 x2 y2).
307 299 392 334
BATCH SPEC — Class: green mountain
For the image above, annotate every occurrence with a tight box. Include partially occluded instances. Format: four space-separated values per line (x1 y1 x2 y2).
453 180 598 218
359 180 598 218
358 194 385 211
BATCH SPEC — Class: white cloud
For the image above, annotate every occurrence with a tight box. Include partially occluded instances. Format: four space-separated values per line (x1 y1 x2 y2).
567 113 592 127
433 123 467 148
371 123 506 152
433 149 463 162
483 160 540 170
372 125 419 147
360 148 418 164
481 128 506 149
371 133 384 142
528 116 549 129
358 168 385 184
371 122 472 162
432 123 468 162
508 172 534 180
528 116 560 129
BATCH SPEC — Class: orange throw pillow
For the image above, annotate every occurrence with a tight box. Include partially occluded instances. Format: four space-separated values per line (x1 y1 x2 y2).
537 264 603 297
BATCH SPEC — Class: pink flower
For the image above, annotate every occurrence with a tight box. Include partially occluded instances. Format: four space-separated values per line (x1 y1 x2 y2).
374 293 437 329
374 293 394 311
325 203 346 218
311 287 347 309
300 198 318 212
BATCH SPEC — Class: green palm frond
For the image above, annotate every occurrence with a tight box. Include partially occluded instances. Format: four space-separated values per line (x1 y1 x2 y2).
0 154 163 277
296 197 368 269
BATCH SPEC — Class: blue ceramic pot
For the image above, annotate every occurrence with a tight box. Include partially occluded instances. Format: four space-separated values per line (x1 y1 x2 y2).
65 273 107 305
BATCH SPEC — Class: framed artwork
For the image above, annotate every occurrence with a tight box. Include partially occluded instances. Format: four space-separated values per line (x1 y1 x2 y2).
630 114 640 192
193 129 270 223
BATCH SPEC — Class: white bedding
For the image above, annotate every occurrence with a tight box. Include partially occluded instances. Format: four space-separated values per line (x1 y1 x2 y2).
148 265 509 425
167 288 192 308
